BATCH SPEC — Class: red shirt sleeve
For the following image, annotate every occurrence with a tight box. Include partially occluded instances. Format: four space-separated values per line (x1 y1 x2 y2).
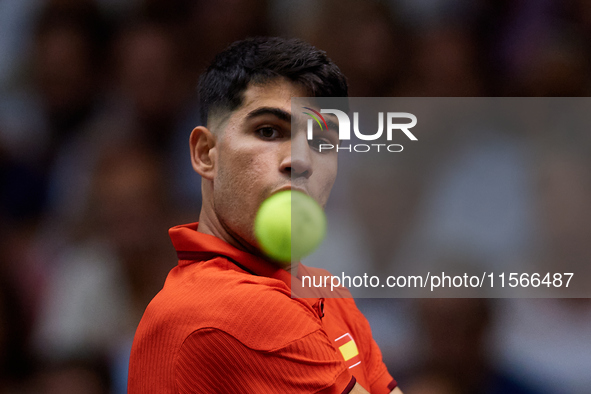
175 327 355 393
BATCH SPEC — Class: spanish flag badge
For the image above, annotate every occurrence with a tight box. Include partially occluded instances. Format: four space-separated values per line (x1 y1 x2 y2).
335 333 361 369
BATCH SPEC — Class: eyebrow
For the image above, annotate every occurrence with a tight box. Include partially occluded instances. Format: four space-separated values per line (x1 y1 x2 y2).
245 106 340 135
246 107 291 122
324 119 339 132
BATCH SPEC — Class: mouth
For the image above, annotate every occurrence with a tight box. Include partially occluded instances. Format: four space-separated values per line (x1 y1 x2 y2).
273 184 308 196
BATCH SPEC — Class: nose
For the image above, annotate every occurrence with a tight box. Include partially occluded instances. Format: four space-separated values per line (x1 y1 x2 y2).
280 133 313 179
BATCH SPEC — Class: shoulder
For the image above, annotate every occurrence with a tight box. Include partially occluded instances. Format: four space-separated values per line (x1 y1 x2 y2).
138 257 324 351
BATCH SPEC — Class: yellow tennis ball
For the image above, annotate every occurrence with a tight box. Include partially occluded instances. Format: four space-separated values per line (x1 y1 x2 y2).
254 190 326 264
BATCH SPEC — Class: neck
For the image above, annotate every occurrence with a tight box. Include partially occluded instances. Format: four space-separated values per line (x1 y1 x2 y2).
197 205 259 257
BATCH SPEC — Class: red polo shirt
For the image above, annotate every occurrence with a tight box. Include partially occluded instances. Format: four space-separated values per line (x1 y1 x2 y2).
128 223 396 393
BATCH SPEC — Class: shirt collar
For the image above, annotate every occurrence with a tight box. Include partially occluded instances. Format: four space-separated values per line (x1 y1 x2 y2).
169 222 340 307
169 222 294 289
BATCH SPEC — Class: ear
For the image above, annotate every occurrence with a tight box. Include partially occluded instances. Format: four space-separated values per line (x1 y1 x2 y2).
190 126 217 180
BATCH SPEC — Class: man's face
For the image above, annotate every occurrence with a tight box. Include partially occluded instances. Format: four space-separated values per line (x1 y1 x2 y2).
210 78 339 251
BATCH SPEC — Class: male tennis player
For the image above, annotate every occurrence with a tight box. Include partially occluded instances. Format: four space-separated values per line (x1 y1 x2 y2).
128 37 402 394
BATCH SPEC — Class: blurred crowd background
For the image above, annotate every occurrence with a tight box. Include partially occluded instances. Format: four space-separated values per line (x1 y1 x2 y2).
1 0 591 393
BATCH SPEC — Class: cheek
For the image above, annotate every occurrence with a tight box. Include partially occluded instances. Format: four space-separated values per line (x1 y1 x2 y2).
313 156 338 206
213 148 272 238
219 149 268 195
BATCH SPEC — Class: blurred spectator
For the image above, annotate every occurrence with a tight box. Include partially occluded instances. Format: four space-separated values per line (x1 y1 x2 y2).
6 1 116 232
189 0 270 73
509 28 591 96
113 20 195 150
406 298 544 394
397 25 485 96
407 121 535 273
110 18 203 215
491 130 591 394
307 0 405 96
32 1 111 149
32 142 176 391
43 16 202 230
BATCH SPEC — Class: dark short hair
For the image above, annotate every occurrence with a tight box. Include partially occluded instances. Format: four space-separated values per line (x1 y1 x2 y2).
198 37 348 125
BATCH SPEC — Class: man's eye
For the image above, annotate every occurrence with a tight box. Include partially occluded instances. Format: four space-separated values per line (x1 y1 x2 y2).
309 137 333 152
257 127 280 139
